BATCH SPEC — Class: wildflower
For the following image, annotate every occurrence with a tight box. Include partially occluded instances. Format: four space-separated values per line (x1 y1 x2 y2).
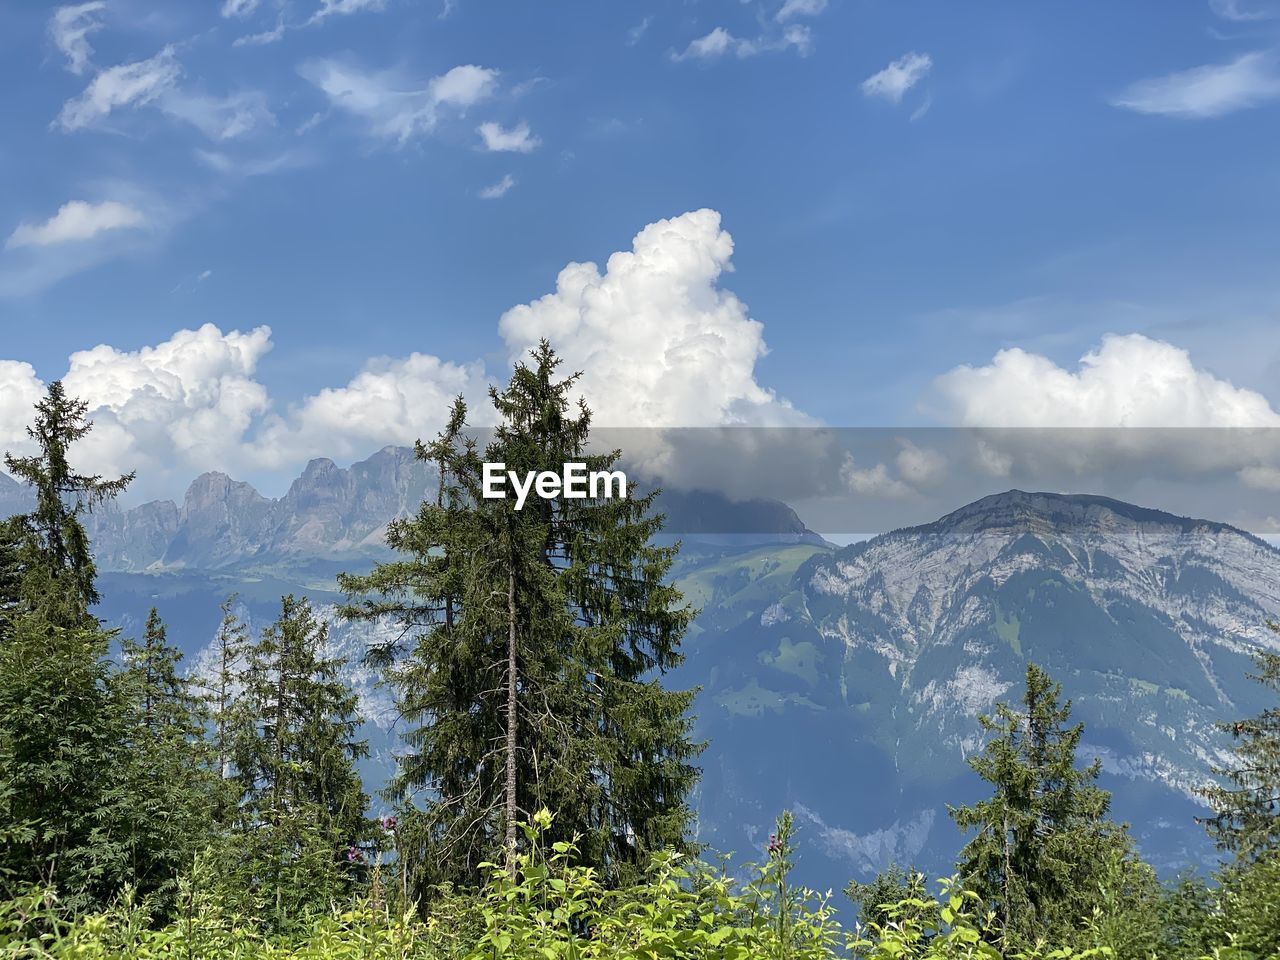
767 834 782 855
346 846 363 862
382 815 398 833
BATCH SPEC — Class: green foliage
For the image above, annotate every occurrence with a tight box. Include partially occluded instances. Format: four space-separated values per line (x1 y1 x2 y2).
1202 625 1280 861
221 594 373 927
341 341 701 892
949 664 1141 950
846 864 930 931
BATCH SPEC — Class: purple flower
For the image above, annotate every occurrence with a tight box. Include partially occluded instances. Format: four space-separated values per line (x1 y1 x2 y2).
346 846 363 862
381 815 398 833
767 834 782 855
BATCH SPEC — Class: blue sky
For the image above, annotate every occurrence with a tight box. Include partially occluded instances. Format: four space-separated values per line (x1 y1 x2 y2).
4 0 1280 499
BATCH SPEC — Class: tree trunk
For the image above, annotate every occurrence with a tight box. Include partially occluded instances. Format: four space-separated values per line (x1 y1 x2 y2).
504 561 519 871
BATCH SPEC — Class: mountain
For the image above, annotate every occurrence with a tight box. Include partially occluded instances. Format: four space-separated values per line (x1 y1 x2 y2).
12 453 1279 900
26 447 821 571
683 490 1280 894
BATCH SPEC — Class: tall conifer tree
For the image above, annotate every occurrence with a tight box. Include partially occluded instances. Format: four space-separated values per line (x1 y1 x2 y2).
0 383 133 909
1202 625 1280 861
341 341 701 892
950 663 1134 947
228 595 371 924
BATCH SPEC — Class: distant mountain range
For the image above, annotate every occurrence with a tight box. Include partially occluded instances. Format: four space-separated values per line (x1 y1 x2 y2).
6 454 1279 899
0 446 820 571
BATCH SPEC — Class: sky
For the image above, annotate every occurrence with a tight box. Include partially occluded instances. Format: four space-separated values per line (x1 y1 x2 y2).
4 0 1280 504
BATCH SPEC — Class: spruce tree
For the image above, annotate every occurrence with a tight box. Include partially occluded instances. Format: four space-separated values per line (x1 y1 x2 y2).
110 608 217 912
3 381 132 625
949 662 1134 947
341 341 701 891
0 383 133 909
228 595 372 925
1202 624 1280 861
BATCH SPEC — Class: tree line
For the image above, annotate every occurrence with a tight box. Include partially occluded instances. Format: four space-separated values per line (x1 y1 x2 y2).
0 343 1278 958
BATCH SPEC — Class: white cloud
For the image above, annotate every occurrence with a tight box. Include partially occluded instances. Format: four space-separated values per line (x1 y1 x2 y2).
498 208 803 428
221 0 260 16
672 24 812 61
56 46 181 131
479 174 516 199
300 60 499 143
627 16 652 45
1111 52 1280 118
54 46 273 139
0 362 47 458
251 354 488 469
49 2 106 76
477 120 539 153
233 18 286 46
776 0 827 21
933 334 1280 428
308 0 386 23
3 325 274 488
1210 0 1280 20
159 90 275 140
841 455 912 497
7 200 145 249
895 440 946 487
1240 465 1280 490
862 52 932 104
3 209 807 491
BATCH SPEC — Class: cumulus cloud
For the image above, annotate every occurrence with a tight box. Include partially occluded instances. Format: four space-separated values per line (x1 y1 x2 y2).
0 362 47 458
3 209 809 494
1111 52 1280 118
56 46 181 131
498 208 804 428
7 200 145 249
862 52 932 104
300 60 498 143
479 174 516 199
49 2 106 75
251 354 489 469
477 120 539 153
934 334 1280 428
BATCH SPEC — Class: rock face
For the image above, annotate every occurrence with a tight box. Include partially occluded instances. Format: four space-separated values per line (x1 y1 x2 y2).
682 490 1280 895
41 447 818 571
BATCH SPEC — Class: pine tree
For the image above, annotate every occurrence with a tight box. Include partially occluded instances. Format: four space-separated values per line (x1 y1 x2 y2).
341 341 701 891
110 608 217 911
227 595 372 925
949 662 1134 947
0 383 133 909
1202 624 1280 861
0 518 23 636
206 595 250 782
3 381 132 625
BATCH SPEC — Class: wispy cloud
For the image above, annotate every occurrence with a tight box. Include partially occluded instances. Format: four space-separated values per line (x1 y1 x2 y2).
55 46 275 140
7 200 145 248
220 0 261 16
49 2 106 76
672 24 811 62
626 16 652 46
861 52 932 104
233 16 286 46
776 0 827 22
1210 0 1280 21
477 120 539 153
1111 51 1280 118
55 46 181 130
300 59 498 143
307 0 386 25
479 174 516 199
